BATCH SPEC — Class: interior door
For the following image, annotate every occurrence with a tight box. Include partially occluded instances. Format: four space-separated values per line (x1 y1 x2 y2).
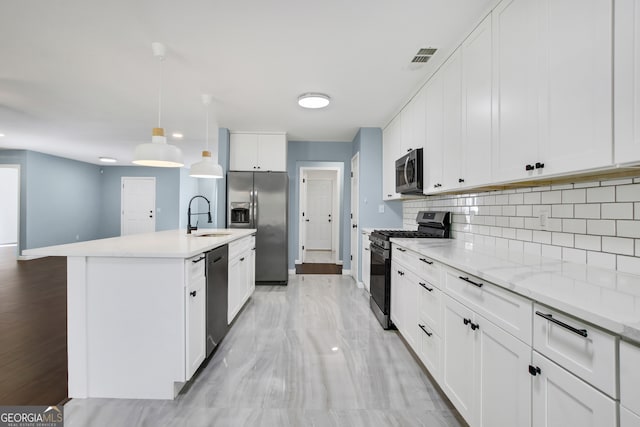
121 177 156 236
305 179 333 250
350 154 359 282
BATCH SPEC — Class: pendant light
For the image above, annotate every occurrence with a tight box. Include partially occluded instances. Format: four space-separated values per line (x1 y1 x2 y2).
189 94 223 179
132 42 184 167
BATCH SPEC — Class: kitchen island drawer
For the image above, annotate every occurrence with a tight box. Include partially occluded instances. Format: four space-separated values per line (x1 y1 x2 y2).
186 253 206 282
444 267 532 344
533 304 617 398
229 235 252 259
621 340 640 415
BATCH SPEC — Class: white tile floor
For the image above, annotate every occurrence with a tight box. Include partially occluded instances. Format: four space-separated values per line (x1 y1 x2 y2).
304 250 335 263
63 275 463 427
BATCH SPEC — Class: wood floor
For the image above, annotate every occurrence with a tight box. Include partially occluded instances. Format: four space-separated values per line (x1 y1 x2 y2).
295 263 343 274
0 246 68 405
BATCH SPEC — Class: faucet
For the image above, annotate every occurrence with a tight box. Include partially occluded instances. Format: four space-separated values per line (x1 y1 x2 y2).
187 195 213 234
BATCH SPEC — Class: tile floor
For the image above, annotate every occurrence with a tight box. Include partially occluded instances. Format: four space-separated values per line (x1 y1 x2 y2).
63 275 463 427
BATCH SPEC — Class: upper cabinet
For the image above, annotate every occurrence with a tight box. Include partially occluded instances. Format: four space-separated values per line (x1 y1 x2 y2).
441 49 463 191
229 132 287 172
382 115 402 200
424 70 445 192
492 0 612 182
615 0 640 165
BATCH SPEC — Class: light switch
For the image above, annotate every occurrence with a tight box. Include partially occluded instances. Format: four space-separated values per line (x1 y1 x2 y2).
378 204 385 213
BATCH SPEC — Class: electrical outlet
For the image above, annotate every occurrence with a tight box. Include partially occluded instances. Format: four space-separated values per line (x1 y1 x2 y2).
538 209 549 230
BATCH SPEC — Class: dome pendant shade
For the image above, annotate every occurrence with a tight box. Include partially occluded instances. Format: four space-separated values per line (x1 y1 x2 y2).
133 127 184 167
189 150 223 178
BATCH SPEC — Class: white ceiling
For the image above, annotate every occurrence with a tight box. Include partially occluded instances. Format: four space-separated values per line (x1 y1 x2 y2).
0 0 495 166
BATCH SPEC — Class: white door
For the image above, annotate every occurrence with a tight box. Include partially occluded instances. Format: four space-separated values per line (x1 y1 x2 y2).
350 153 359 282
0 166 19 245
305 179 333 250
121 177 156 236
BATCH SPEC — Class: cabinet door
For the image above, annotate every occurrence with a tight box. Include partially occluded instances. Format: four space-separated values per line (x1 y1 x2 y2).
622 407 640 427
383 115 402 200
186 276 206 379
417 322 442 382
390 262 403 327
403 270 419 349
400 104 414 154
476 314 531 427
538 0 612 175
230 133 259 171
531 351 617 427
228 255 242 324
442 295 476 424
441 49 463 190
361 234 371 292
491 0 540 182
620 341 640 415
424 71 444 192
461 14 493 187
614 0 640 164
257 134 287 171
248 246 256 295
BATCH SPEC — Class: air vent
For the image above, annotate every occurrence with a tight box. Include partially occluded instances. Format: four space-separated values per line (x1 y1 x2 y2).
411 47 437 64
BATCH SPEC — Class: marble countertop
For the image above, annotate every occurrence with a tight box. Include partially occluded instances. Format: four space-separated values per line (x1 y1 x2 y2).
23 229 256 259
391 238 640 343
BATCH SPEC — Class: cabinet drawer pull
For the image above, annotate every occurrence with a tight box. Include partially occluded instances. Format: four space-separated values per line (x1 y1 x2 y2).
240 257 245 262
192 256 205 264
419 258 433 265
212 256 223 263
525 164 535 171
418 324 432 337
190 290 197 297
419 282 433 292
463 318 471 326
535 162 545 169
395 247 407 252
528 365 541 376
459 276 483 288
397 270 404 276
251 247 256 251
535 311 588 337
470 322 479 331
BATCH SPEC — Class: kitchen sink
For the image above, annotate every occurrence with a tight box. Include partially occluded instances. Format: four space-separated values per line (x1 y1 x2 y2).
191 229 234 237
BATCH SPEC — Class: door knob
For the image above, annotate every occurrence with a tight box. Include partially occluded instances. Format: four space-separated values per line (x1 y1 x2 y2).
149 215 153 218
305 219 310 222
352 224 357 228
328 219 331 222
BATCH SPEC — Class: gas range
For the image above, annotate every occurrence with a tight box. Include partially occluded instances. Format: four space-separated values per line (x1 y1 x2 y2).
369 211 451 250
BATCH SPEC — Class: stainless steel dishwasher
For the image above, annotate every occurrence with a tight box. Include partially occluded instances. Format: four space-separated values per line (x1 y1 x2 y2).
205 245 229 357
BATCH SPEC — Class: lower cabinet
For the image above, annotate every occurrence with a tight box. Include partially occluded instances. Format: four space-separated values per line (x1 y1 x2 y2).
531 351 617 427
622 407 640 427
185 275 206 379
228 236 255 324
361 233 371 292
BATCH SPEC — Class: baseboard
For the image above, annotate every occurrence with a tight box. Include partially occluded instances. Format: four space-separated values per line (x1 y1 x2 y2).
18 255 45 261
295 260 301 265
336 260 343 265
288 269 296 275
356 281 364 289
342 269 351 275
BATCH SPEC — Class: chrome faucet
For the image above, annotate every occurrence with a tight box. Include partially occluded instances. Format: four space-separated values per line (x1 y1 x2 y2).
187 195 212 234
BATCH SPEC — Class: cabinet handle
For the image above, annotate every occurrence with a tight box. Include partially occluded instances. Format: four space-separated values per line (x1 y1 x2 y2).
212 256 223 263
418 324 433 337
387 194 393 197
535 311 588 337
397 270 404 276
396 247 406 252
190 290 197 297
364 248 369 251
528 365 541 376
419 258 433 265
434 183 442 188
470 322 479 331
240 257 245 262
458 178 465 183
252 247 256 251
459 276 483 288
463 318 471 326
525 164 535 171
535 162 545 169
253 166 257 169
192 256 205 264
419 282 433 292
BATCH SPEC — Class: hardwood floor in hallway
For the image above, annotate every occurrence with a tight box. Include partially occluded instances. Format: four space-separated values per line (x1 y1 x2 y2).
0 246 68 405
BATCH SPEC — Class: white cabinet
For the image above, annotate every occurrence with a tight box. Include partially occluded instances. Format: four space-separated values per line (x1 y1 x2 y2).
441 49 463 191
615 0 640 165
382 115 402 200
361 232 371 292
424 71 444 192
401 88 427 154
227 235 255 324
492 0 612 183
531 351 617 427
390 260 418 348
622 407 640 427
229 132 287 171
621 341 640 418
185 254 206 380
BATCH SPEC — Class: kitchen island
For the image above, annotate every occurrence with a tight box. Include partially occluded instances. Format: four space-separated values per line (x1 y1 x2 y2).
24 229 256 400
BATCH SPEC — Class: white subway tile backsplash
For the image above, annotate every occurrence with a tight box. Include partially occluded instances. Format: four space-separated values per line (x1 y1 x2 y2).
602 237 635 255
601 203 633 219
587 186 615 203
402 175 640 273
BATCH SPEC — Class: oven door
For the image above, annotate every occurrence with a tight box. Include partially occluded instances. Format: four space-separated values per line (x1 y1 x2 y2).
369 243 390 314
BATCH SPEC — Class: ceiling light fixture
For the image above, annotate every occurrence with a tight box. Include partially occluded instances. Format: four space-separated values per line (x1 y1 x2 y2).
171 132 183 139
189 94 223 179
99 157 117 163
298 93 331 109
132 42 184 168
0 133 5 137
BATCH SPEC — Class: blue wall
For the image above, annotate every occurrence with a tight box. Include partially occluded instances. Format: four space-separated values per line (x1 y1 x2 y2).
287 140 353 270
0 150 29 253
352 128 403 278
215 128 230 228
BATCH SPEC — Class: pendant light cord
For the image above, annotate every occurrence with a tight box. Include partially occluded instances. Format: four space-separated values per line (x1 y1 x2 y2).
157 56 164 128
205 103 209 151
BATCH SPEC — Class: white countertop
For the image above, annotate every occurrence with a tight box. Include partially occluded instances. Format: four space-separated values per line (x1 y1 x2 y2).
23 229 256 259
391 238 640 343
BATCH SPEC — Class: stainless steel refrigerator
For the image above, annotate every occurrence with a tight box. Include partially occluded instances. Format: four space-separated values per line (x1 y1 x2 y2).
227 171 288 284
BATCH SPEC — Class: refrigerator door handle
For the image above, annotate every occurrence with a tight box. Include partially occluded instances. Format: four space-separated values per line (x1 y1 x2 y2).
253 188 258 229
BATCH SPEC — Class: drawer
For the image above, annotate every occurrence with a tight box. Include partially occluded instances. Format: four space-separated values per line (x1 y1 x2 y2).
393 244 415 269
393 245 441 286
417 323 442 382
186 253 206 282
229 236 251 259
621 341 640 415
533 304 617 397
418 279 443 335
444 267 532 344
622 406 640 427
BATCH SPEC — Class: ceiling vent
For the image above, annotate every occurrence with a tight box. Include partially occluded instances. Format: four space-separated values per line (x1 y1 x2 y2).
411 47 437 63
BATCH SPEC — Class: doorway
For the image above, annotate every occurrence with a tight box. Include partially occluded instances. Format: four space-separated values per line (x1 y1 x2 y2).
121 177 156 236
298 167 341 273
0 165 20 256
350 153 359 283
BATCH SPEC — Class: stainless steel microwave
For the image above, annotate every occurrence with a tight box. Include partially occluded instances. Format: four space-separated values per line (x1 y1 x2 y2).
395 148 423 194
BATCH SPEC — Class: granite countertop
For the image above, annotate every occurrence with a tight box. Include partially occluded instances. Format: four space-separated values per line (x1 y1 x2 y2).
23 229 256 259
391 238 640 344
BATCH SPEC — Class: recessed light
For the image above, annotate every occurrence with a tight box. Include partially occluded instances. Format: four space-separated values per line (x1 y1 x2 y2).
298 93 330 109
172 132 184 139
0 133 5 137
99 157 117 163
331 347 339 352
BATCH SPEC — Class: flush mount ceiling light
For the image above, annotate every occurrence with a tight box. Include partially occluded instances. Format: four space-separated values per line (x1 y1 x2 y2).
0 133 5 137
171 132 183 139
298 93 331 109
132 42 184 168
189 94 223 179
99 157 117 163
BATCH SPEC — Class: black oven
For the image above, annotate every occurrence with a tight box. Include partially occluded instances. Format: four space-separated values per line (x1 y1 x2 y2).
395 148 423 194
